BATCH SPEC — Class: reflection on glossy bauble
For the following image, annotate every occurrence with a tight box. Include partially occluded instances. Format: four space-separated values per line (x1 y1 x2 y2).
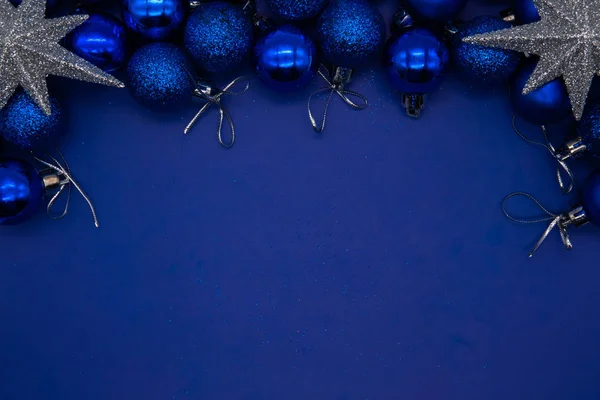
0 159 44 226
122 0 187 41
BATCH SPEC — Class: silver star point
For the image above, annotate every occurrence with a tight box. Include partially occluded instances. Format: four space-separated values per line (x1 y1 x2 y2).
463 0 600 120
0 0 124 116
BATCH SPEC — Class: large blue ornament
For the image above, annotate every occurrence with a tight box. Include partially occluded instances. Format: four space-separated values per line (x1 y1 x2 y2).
266 0 328 21
402 0 467 24
316 0 386 68
514 0 540 25
253 25 318 92
384 27 450 94
576 103 600 158
127 43 196 110
122 0 187 41
65 13 128 72
452 16 521 85
581 170 600 226
511 58 571 125
184 1 254 73
0 90 63 151
0 159 45 226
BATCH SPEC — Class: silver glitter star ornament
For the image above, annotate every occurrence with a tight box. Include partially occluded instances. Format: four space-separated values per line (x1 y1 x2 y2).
0 0 124 116
463 0 600 120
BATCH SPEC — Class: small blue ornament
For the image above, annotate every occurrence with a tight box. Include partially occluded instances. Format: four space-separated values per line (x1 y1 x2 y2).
316 0 385 68
127 43 196 110
511 58 571 125
514 0 540 25
576 103 600 158
184 1 254 73
402 0 467 24
266 0 328 21
122 0 187 41
452 16 521 85
65 13 128 72
0 159 45 226
253 25 318 92
582 170 600 226
0 90 64 152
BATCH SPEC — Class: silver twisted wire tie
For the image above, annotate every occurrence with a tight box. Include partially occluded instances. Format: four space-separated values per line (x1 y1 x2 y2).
34 149 99 228
308 64 368 133
512 114 575 194
502 192 573 257
185 76 251 148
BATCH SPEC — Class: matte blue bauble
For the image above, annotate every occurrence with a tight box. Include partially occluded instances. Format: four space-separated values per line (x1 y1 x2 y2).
65 13 127 72
510 59 571 125
316 0 386 68
0 159 45 226
403 0 467 24
122 0 187 41
254 25 318 92
184 1 254 73
127 43 196 110
384 27 450 94
452 16 520 85
267 0 328 21
0 90 63 152
581 170 600 226
576 103 600 158
514 0 540 25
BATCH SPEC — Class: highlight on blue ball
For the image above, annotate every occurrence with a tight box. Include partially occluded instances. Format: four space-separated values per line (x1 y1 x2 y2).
122 0 188 41
266 0 328 21
0 158 45 226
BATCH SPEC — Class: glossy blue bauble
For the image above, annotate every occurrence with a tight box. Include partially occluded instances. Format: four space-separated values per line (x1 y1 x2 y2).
576 103 600 158
316 0 386 69
384 27 450 94
0 90 63 151
511 58 571 125
127 43 196 110
65 13 127 72
514 0 540 25
0 159 44 226
267 0 328 21
581 169 600 226
403 0 467 24
122 0 187 41
254 25 318 92
184 1 254 73
452 16 520 85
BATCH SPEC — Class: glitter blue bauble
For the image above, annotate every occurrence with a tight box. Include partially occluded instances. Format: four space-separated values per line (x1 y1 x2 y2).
576 103 600 158
184 1 254 73
452 16 521 85
122 0 187 41
581 169 600 226
384 27 450 94
316 0 386 69
514 0 540 25
253 25 318 92
0 159 44 226
511 58 571 125
65 13 127 72
127 43 196 110
403 0 467 24
0 90 63 152
267 0 328 21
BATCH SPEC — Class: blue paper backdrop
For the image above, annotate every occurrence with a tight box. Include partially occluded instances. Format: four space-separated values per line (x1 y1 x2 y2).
1 1 600 399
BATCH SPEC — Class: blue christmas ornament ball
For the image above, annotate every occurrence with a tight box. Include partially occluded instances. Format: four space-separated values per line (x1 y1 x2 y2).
267 0 328 21
65 13 128 72
384 27 450 94
514 0 540 25
0 90 63 152
576 103 600 158
403 0 467 24
254 25 318 92
510 58 571 125
122 0 187 41
184 1 254 73
581 169 600 226
0 158 45 226
452 16 521 85
316 0 386 68
127 43 196 110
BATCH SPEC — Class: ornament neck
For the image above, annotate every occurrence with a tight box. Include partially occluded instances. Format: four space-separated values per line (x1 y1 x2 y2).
392 7 413 31
402 94 425 118
556 136 587 161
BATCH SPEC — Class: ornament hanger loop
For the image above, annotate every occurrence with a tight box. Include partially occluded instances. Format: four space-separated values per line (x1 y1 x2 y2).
308 64 368 133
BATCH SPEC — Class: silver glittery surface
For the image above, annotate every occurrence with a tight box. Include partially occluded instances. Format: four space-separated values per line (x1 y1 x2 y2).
463 0 600 120
0 0 124 116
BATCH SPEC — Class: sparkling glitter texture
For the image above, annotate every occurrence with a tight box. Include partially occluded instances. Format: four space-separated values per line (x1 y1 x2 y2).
266 0 328 21
463 0 600 120
0 90 64 151
451 16 521 85
184 1 254 73
127 43 196 110
0 0 124 116
577 103 600 158
316 0 386 69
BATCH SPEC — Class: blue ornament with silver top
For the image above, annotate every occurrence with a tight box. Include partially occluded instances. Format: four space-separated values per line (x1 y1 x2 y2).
122 0 188 41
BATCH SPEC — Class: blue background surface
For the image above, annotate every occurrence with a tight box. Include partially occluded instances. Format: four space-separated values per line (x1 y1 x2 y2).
2 1 600 399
